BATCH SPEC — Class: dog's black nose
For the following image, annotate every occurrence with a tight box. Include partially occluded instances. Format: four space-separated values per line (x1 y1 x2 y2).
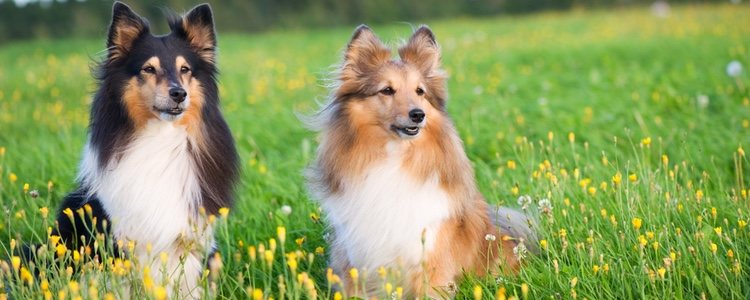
169 87 187 103
409 108 425 123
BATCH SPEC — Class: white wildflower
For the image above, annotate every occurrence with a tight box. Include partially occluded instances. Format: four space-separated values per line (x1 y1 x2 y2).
538 198 553 214
485 234 497 241
727 60 743 77
513 242 528 261
696 94 709 109
280 205 292 216
517 195 533 210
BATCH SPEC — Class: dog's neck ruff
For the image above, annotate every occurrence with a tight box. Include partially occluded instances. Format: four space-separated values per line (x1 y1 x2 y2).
321 141 452 272
78 120 209 253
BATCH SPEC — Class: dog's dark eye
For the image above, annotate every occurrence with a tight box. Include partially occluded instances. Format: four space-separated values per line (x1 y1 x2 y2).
180 66 191 74
416 87 425 96
142 66 156 74
380 87 395 96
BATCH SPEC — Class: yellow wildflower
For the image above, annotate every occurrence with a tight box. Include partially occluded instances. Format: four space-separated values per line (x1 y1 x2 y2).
273 227 286 245
378 266 387 279
628 174 637 182
218 207 229 218
657 267 666 279
142 267 154 292
11 256 20 271
507 160 516 170
349 267 359 282
632 218 642 230
612 172 622 185
153 286 167 300
63 208 74 220
39 207 49 219
710 243 718 254
49 235 60 246
9 173 17 183
68 281 80 295
473 285 483 300
56 243 67 257
511 186 519 196
287 256 297 272
638 235 648 247
252 288 263 300
264 250 273 267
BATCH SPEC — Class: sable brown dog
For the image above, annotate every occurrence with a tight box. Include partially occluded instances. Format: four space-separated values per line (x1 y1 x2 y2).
307 25 536 298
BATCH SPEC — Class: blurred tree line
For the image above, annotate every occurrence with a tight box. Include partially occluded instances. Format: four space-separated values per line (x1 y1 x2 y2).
0 0 723 43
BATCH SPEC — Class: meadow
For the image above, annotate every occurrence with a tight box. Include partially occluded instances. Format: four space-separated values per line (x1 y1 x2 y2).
1 3 749 299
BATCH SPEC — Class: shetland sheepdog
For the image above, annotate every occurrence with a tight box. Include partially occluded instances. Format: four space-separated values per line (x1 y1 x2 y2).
307 25 537 298
48 2 238 297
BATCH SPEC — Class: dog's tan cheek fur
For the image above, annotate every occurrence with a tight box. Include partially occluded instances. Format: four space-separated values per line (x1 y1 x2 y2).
122 77 155 128
177 76 205 142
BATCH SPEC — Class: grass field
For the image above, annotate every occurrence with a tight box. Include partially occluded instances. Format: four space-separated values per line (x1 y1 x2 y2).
1 3 749 299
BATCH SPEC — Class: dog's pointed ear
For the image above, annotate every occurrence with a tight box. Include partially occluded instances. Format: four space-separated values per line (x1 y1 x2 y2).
400 26 447 109
342 25 391 76
399 25 441 74
107 1 149 60
179 3 216 63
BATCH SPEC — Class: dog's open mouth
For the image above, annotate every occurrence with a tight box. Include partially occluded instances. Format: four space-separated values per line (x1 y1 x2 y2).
155 106 184 116
391 125 421 137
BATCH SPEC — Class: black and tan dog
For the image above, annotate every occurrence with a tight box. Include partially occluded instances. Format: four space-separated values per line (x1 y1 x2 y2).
39 2 238 297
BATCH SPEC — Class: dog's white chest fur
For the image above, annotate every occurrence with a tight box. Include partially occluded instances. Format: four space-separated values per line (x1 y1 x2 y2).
322 143 452 271
79 121 210 295
81 121 205 250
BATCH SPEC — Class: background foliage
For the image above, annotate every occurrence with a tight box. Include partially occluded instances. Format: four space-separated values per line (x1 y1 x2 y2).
0 0 732 44
0 2 749 299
